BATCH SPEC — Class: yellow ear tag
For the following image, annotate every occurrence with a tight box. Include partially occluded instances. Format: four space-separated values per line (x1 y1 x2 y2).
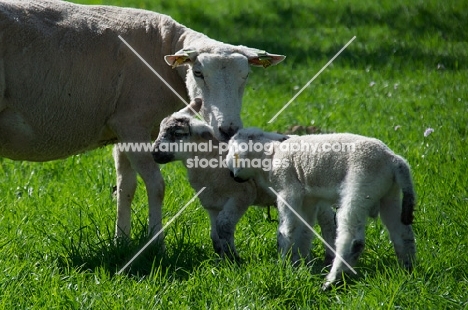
258 56 272 68
256 51 273 68
172 56 189 69
172 50 198 68
234 153 239 167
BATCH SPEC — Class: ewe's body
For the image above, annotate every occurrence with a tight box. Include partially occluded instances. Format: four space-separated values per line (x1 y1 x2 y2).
152 101 336 261
227 129 416 289
0 0 284 243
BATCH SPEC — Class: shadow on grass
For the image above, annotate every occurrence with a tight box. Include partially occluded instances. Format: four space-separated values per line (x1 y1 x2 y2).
56 223 212 280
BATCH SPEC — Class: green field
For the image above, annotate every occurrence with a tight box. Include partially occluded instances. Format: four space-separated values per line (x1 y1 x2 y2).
1 0 467 308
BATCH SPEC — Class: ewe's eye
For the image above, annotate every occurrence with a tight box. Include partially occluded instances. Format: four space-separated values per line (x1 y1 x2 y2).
193 70 204 79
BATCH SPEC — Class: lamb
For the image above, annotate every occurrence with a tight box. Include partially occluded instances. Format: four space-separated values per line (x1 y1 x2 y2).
226 128 416 289
151 99 337 262
0 0 285 245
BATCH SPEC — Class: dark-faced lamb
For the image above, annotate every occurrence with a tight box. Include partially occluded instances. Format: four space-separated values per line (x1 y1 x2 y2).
152 100 337 262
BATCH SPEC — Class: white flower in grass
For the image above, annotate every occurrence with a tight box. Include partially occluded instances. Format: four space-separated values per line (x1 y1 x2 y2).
424 128 434 137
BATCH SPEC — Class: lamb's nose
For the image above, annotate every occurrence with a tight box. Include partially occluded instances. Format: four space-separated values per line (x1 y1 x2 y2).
229 170 248 183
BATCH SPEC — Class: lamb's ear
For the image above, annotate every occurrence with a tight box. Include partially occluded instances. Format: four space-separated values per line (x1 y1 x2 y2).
262 131 290 141
190 120 215 140
200 130 215 141
164 49 199 68
177 98 203 116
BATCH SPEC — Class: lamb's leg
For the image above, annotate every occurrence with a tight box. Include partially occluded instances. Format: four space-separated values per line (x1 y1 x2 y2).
276 191 305 264
323 194 369 289
206 209 224 257
291 198 322 265
216 198 250 260
293 222 314 264
113 146 137 239
380 185 416 270
316 201 337 266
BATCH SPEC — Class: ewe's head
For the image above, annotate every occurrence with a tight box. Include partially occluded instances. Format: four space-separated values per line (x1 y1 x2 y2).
152 99 215 164
226 128 289 182
165 47 285 141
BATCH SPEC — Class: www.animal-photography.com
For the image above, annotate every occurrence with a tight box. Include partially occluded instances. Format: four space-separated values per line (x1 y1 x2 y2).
0 0 466 308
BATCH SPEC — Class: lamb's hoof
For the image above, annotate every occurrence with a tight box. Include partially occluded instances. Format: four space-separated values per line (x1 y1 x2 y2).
324 254 334 267
225 251 242 264
322 281 333 291
400 257 414 272
113 234 132 247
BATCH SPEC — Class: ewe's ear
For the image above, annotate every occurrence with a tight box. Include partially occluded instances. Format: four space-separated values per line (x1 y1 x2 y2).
248 52 286 68
236 47 286 68
177 98 203 117
236 46 286 68
164 49 199 68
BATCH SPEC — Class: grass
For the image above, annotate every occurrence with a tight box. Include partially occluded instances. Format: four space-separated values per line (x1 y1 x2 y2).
1 0 467 308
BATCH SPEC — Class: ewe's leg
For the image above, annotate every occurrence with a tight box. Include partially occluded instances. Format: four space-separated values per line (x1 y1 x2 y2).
380 185 416 270
125 150 165 242
110 116 165 246
316 202 337 265
113 146 137 238
113 137 165 246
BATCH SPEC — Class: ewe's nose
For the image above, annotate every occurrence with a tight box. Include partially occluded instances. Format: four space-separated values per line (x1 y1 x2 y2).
219 125 239 141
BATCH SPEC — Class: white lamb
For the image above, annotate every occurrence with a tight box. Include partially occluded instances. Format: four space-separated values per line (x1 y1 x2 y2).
151 100 337 262
226 128 416 289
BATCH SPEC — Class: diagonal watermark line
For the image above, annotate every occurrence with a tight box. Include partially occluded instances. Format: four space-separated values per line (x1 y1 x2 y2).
268 187 357 274
118 35 205 120
117 187 206 275
268 36 356 123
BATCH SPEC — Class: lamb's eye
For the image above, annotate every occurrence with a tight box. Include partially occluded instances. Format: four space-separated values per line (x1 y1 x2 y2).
193 70 204 79
173 127 189 137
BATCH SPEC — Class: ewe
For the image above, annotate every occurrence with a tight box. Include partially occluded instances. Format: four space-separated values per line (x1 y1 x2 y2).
226 128 416 289
0 0 284 245
152 100 337 262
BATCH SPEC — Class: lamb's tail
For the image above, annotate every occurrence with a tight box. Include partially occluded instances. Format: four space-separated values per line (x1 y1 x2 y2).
393 155 415 225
